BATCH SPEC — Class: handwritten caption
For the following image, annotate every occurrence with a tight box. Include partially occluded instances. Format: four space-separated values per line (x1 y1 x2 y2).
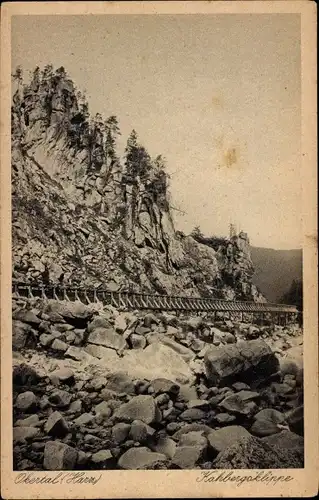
196 470 294 486
14 470 295 488
14 472 102 485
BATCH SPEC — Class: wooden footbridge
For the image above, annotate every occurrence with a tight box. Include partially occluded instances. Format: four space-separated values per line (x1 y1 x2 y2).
12 282 299 325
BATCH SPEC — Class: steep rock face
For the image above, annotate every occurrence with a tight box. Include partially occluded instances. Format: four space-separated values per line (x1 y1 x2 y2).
11 66 263 300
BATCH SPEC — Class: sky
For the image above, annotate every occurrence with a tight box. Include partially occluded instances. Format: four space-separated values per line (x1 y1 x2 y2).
11 14 301 249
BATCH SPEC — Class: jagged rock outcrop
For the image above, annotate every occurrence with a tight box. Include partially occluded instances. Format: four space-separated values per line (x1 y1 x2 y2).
11 65 264 300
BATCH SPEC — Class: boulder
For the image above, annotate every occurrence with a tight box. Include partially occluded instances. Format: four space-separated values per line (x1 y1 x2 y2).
150 436 176 459
207 426 251 454
87 316 111 333
250 408 287 437
171 445 205 469
219 394 257 416
65 346 96 363
114 395 158 424
44 301 93 322
213 435 303 469
150 378 180 396
159 337 195 362
43 441 78 470
12 321 31 350
262 430 304 453
15 391 37 412
73 413 94 426
180 408 206 421
121 342 193 383
91 450 113 464
143 313 160 328
172 423 213 441
13 364 40 386
51 339 68 352
179 431 207 447
130 334 147 349
84 344 120 364
215 413 236 425
48 389 72 408
39 334 54 347
105 372 135 395
49 368 75 385
178 385 198 402
44 411 69 437
118 447 167 470
88 327 126 351
129 420 155 443
112 423 131 444
13 426 40 443
94 401 112 418
285 405 304 436
204 340 279 386
13 309 41 325
114 314 127 333
15 414 40 427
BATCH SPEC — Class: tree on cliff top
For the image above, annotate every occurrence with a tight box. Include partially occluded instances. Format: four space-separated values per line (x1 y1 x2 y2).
124 130 152 179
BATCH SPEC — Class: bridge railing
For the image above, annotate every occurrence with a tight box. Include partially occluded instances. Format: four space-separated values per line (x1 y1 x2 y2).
12 282 298 316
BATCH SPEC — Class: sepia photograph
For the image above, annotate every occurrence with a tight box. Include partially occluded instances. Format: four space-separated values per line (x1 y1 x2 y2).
1 1 318 499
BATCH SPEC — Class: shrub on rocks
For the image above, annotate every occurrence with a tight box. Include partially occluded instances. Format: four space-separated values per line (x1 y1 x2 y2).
262 430 304 453
213 435 303 469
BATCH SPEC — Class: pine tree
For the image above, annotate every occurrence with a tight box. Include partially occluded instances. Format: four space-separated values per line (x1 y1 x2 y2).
125 130 152 179
104 115 121 162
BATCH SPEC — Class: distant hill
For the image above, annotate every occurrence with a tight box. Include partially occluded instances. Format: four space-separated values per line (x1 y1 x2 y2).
251 247 302 302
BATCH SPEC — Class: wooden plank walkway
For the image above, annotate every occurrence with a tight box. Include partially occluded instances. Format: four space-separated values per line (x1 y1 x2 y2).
12 282 298 324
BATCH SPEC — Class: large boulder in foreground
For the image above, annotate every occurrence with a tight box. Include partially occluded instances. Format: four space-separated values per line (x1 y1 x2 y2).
213 435 303 469
120 342 193 383
204 340 279 387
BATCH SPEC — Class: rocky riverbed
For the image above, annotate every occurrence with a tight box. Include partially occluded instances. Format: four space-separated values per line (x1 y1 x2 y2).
12 296 304 470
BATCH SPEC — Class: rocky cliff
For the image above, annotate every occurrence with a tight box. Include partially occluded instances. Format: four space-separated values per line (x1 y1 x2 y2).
11 65 263 301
